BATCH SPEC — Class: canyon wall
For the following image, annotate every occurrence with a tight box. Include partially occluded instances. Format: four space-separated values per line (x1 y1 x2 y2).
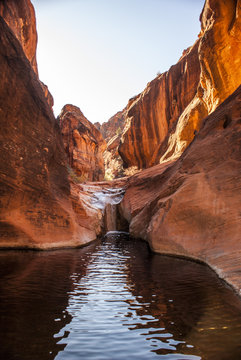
95 110 127 179
121 85 241 293
58 105 106 182
0 0 53 108
0 6 103 249
104 0 240 170
0 0 38 74
95 110 126 143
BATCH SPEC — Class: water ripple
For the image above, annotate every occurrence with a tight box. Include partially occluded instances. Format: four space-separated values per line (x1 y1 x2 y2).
1 235 241 359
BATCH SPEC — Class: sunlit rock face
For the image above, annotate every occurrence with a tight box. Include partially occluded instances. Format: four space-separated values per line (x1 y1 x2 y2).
0 0 54 108
121 85 241 293
58 105 107 182
118 0 241 169
0 17 102 249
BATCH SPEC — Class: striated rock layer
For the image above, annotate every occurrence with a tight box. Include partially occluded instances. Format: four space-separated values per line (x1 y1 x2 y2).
118 0 241 169
0 16 102 249
58 105 106 182
120 85 241 293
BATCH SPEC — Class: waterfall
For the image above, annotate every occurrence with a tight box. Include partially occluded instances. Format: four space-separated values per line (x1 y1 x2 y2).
104 203 117 232
90 187 127 234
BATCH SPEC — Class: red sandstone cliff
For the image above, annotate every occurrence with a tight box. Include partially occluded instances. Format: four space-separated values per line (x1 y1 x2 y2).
0 0 38 73
0 12 102 249
95 110 126 143
117 0 241 170
58 105 106 182
120 85 241 293
0 0 53 108
95 110 127 179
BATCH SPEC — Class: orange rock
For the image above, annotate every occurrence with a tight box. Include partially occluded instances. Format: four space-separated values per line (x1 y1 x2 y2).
95 110 126 143
0 0 54 108
0 0 38 74
58 105 107 182
0 17 101 249
118 0 241 170
95 110 127 179
121 85 241 293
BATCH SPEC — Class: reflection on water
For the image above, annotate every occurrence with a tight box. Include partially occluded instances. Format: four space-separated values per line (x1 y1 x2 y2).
0 234 241 360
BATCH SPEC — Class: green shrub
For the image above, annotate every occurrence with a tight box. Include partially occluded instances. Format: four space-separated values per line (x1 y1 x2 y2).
67 164 88 183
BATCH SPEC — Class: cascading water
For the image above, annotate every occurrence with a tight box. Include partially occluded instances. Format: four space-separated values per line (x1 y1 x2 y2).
92 187 126 233
81 184 127 234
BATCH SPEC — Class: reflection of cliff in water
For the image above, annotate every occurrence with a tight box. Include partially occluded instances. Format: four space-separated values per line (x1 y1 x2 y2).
124 238 241 359
0 242 97 360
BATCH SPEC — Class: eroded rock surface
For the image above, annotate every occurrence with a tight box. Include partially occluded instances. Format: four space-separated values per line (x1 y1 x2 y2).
58 105 106 182
0 0 38 73
0 0 53 108
95 110 126 143
121 85 241 293
95 110 126 179
118 0 241 169
0 16 102 249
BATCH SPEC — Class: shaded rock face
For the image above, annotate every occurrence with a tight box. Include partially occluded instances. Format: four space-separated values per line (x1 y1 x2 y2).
0 16 102 249
96 110 127 179
58 105 106 182
0 0 38 74
94 111 125 179
0 0 54 108
121 85 241 293
95 110 126 143
118 0 241 169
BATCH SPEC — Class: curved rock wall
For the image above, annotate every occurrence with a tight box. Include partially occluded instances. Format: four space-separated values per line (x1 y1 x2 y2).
118 0 241 169
0 14 102 249
121 85 241 293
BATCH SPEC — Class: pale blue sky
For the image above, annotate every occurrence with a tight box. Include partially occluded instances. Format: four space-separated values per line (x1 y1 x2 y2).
31 0 205 123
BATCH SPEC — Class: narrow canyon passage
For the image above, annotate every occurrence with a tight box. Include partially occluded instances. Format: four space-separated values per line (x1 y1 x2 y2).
1 234 241 360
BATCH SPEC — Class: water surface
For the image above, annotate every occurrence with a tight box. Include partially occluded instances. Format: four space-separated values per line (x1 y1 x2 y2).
0 233 241 360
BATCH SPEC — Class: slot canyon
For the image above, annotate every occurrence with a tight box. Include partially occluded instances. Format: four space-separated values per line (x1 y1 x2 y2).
0 0 241 359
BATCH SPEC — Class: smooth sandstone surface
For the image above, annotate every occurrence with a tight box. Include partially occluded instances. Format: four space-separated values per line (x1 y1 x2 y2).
121 85 241 293
58 105 106 182
0 17 102 249
1 0 241 300
117 0 241 169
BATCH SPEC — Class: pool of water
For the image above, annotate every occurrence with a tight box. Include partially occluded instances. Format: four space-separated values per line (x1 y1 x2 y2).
1 233 241 360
